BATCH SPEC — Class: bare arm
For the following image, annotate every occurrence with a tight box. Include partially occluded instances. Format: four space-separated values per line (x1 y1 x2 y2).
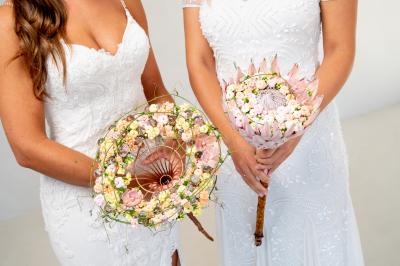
317 0 358 110
183 8 268 195
0 7 94 187
127 0 173 104
257 0 358 172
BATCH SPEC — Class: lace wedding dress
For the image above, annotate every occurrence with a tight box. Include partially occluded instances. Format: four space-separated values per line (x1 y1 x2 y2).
40 1 180 265
183 0 364 265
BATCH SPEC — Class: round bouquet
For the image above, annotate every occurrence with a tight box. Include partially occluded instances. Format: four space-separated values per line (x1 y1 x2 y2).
223 57 323 150
92 101 224 238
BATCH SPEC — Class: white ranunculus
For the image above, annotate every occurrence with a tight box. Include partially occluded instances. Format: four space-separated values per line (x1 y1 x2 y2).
149 104 158 113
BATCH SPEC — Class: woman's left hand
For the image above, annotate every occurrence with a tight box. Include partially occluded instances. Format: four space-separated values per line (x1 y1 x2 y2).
256 136 303 175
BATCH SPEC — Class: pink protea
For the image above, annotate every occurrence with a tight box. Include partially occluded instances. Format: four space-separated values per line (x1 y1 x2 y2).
222 58 323 149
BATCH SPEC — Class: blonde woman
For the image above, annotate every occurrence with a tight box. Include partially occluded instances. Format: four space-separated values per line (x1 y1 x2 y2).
183 0 364 265
0 0 181 265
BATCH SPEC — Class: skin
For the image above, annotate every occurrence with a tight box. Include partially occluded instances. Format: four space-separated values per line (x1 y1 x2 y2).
183 0 358 195
0 0 172 187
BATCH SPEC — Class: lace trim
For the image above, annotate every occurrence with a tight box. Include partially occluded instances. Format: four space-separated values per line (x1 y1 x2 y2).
182 0 203 8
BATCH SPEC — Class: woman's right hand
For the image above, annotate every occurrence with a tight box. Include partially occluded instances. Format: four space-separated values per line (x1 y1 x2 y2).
228 138 269 196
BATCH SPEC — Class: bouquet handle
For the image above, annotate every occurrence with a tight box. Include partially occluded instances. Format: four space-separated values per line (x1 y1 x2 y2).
254 181 268 246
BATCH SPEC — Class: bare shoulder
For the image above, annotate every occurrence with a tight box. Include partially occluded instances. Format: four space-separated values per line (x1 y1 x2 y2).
0 6 20 64
124 0 149 32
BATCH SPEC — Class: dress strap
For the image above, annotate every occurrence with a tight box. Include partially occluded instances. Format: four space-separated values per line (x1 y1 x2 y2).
119 0 134 23
120 0 127 9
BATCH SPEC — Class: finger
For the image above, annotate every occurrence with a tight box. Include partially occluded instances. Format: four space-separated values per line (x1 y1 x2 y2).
143 148 170 164
256 157 274 166
265 146 288 165
256 149 276 159
255 164 270 172
250 165 270 185
142 151 162 164
239 166 266 196
269 155 287 175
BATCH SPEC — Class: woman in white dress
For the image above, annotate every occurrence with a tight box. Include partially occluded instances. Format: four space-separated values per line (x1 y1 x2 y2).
0 0 181 265
183 0 364 265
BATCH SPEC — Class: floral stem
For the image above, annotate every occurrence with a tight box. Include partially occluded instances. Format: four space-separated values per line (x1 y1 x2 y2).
188 212 214 241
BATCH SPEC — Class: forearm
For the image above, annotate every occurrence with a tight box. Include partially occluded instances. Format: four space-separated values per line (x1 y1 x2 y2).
16 137 94 187
141 49 174 104
315 44 355 111
187 61 244 149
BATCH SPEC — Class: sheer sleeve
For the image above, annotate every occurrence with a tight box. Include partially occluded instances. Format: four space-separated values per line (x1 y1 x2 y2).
182 0 202 8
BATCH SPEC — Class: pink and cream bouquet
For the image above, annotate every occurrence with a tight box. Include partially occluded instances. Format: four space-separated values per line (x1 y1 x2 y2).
223 57 323 150
92 100 225 240
222 57 323 246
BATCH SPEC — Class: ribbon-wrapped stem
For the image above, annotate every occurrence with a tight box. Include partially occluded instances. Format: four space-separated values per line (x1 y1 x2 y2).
254 181 268 246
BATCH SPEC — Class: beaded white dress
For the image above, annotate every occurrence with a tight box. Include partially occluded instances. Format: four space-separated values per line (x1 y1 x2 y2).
40 1 180 265
183 0 364 265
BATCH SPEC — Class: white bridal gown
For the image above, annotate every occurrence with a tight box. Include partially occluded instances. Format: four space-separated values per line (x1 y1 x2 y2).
183 0 364 265
41 1 180 265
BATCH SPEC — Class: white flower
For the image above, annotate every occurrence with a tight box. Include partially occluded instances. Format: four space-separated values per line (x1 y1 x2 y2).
105 164 116 175
181 131 192 142
94 194 106 208
275 113 286 123
155 114 168 125
294 121 304 132
200 125 209 134
182 122 190 131
276 106 287 115
194 168 203 176
175 117 186 129
149 104 158 113
114 176 126 189
180 103 190 112
241 103 250 113
226 84 236 94
163 102 175 112
201 172 211 181
279 85 290 95
177 185 187 193
256 80 267 89
225 90 235 100
145 126 160 140
293 111 302 119
236 91 245 100
94 183 103 193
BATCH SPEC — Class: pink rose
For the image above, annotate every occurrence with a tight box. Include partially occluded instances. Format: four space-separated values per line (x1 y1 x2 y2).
122 190 143 208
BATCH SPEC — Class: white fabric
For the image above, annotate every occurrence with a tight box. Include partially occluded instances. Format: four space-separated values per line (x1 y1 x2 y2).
190 0 365 265
41 2 181 265
182 0 203 7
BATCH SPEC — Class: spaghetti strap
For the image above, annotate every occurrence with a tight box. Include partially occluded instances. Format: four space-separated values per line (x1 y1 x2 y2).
120 0 127 9
120 0 133 20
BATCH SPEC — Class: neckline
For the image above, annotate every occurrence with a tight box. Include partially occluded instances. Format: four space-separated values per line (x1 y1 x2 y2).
62 7 131 57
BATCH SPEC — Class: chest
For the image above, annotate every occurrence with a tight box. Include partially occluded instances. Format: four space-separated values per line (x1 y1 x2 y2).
199 0 321 44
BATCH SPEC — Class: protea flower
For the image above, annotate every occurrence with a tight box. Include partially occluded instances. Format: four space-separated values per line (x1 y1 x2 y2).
222 57 324 246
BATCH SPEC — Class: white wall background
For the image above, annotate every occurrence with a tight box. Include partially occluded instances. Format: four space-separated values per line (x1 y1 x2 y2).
0 0 399 264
